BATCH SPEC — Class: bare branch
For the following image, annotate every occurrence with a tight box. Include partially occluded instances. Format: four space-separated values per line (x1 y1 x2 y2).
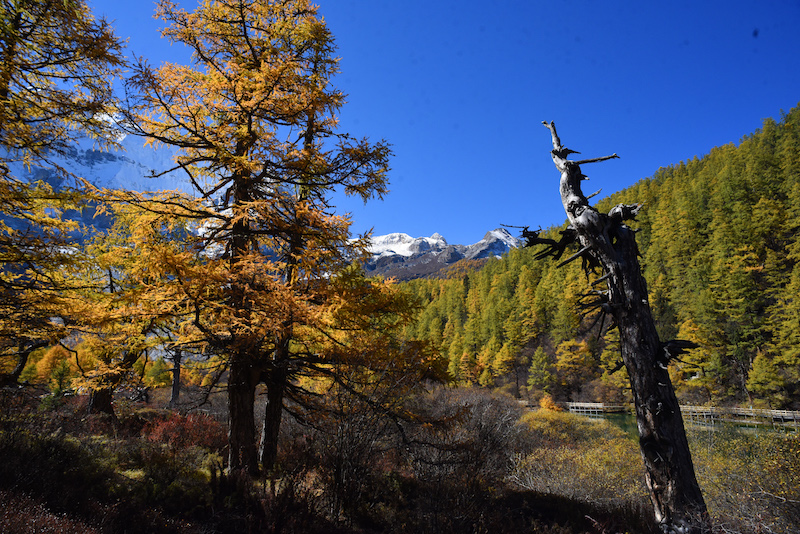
572 154 619 165
556 243 592 268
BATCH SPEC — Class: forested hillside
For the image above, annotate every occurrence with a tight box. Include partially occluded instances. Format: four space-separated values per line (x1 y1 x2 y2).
401 105 800 409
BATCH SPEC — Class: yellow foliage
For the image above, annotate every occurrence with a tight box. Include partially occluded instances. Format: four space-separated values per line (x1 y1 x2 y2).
538 393 562 412
689 427 800 530
34 346 71 383
554 339 597 395
511 410 646 505
511 439 646 504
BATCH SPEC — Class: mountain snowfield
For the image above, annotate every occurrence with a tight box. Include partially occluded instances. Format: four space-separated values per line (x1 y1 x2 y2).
8 130 187 194
368 232 449 257
364 229 521 280
368 229 520 260
9 129 520 278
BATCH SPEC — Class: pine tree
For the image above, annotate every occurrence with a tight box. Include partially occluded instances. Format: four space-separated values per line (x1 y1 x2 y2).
554 339 596 400
527 346 555 393
599 328 630 402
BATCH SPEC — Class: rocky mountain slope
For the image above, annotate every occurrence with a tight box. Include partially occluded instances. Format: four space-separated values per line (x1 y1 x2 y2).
364 229 521 280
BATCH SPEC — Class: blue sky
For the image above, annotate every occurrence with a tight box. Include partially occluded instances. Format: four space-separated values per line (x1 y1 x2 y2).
90 0 800 245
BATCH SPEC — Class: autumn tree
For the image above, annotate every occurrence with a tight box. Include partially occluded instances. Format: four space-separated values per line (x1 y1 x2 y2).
118 0 437 474
0 0 123 385
529 122 709 533
527 346 555 394
554 339 595 400
63 199 199 415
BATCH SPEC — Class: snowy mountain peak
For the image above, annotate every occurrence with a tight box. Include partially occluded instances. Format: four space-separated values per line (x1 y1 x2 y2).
8 127 188 194
9 128 519 281
430 232 447 244
369 232 449 257
479 228 521 249
365 228 520 280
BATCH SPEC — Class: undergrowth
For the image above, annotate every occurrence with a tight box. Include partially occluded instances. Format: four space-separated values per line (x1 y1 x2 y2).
2 386 797 533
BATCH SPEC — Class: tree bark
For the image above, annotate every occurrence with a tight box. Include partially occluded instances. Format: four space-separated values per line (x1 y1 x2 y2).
88 387 115 418
541 121 709 533
168 349 182 409
258 364 287 471
227 355 261 475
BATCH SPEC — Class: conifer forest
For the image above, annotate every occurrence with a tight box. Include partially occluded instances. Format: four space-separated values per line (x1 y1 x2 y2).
1 1 799 533
406 108 800 412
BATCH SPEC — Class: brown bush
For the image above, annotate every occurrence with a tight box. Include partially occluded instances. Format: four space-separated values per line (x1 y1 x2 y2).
511 409 649 508
690 426 800 534
144 411 227 453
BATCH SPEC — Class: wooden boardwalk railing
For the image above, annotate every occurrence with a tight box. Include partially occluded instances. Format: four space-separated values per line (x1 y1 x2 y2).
555 402 800 429
679 405 800 428
565 402 628 416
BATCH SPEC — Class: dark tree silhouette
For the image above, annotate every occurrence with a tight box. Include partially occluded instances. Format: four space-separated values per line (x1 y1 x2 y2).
531 121 710 533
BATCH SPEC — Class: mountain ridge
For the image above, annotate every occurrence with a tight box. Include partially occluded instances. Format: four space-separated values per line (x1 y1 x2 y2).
364 228 521 280
9 128 522 280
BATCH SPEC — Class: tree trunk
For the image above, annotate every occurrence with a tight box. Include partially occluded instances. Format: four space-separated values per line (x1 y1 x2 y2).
227 355 260 475
0 352 29 388
0 340 49 387
259 365 287 472
168 350 182 409
86 350 142 419
259 331 291 472
540 121 709 533
88 387 116 418
609 225 708 531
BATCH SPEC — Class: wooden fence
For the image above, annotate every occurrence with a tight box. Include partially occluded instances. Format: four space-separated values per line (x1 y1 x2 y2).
560 402 800 429
565 402 628 416
679 405 800 429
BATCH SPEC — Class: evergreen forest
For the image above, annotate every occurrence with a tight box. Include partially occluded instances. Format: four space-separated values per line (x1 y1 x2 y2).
401 105 800 410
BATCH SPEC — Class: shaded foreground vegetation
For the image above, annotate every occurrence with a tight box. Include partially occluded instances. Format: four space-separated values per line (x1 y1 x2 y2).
2 386 798 533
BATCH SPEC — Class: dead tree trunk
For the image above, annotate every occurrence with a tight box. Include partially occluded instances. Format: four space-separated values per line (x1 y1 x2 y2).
537 121 709 533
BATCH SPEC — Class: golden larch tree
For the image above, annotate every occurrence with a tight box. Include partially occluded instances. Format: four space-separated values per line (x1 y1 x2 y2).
119 0 439 474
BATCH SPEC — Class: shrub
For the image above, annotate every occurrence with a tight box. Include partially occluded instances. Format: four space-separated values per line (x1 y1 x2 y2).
539 392 562 411
518 407 625 447
0 424 114 518
0 490 100 534
405 387 526 484
690 426 800 534
144 411 227 453
511 409 648 508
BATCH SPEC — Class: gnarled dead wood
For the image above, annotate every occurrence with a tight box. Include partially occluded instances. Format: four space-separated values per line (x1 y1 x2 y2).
538 121 710 533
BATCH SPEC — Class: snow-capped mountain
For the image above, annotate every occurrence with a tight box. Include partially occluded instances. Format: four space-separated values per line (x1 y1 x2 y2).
369 232 449 258
8 129 187 195
3 126 189 233
7 129 520 280
364 229 521 280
